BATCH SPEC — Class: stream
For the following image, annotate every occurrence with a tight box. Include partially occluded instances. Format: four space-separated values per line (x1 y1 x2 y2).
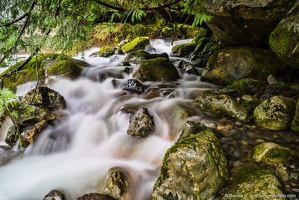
0 39 298 200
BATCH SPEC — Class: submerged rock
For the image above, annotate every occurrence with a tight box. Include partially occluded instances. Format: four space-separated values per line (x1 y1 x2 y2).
225 163 286 200
194 91 249 122
127 107 155 138
151 129 228 199
248 142 298 164
253 96 296 130
201 47 285 85
132 57 180 82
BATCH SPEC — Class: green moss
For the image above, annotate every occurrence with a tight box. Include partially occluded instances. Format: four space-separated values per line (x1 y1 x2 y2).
98 45 115 57
193 28 211 44
121 36 150 53
171 42 197 57
248 142 298 163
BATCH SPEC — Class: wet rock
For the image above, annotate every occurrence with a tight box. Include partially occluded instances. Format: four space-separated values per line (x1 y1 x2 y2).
124 50 169 65
253 96 296 130
192 37 220 60
98 45 115 57
225 163 286 200
194 91 250 122
101 167 132 199
127 107 155 138
222 78 265 97
193 27 212 44
171 42 197 57
42 190 65 200
178 61 199 75
151 129 228 199
240 95 261 114
205 0 296 46
122 79 144 94
21 120 48 147
21 87 66 110
76 193 116 200
291 100 299 133
269 1 299 69
132 57 180 82
248 142 298 164
121 36 150 53
0 146 19 166
201 47 286 86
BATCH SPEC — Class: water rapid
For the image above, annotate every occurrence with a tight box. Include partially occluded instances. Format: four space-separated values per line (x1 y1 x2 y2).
0 39 216 200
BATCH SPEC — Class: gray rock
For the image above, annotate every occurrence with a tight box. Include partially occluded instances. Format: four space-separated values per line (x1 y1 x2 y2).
122 79 144 94
42 190 65 200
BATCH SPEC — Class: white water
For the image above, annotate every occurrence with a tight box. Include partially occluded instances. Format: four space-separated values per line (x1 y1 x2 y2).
0 39 216 200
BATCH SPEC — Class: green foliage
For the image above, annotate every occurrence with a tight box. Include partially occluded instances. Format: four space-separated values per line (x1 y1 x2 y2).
0 89 16 113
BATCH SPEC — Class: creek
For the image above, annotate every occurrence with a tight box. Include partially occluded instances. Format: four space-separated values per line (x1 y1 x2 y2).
0 39 217 200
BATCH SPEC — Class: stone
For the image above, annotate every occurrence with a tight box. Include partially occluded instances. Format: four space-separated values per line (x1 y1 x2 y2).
269 1 299 69
124 50 169 64
132 57 180 82
205 0 296 46
151 129 228 199
253 96 296 130
248 142 298 164
42 190 65 200
122 79 144 94
171 42 197 57
121 36 150 53
21 87 66 110
0 145 18 166
291 99 299 133
98 45 115 57
194 90 250 122
76 193 116 200
225 163 287 200
127 107 155 138
178 61 199 75
201 46 286 85
222 78 265 97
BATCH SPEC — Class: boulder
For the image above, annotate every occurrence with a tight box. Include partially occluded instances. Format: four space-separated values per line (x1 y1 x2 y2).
42 190 65 200
253 96 296 130
98 45 115 57
127 107 155 138
225 163 286 200
124 50 168 65
248 142 298 164
194 91 250 122
101 167 133 199
21 87 66 110
171 42 197 57
205 0 296 46
201 47 285 85
121 36 150 53
122 79 144 94
151 129 228 199
222 78 265 97
76 193 116 200
178 61 199 75
132 57 180 82
269 1 299 69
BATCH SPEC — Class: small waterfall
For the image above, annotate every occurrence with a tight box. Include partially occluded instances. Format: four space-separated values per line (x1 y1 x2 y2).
0 39 216 200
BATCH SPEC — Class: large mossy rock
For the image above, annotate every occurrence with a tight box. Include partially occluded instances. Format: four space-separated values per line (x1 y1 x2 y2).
1 54 90 90
98 45 115 57
222 78 265 97
171 42 197 57
124 50 168 64
205 0 296 46
253 96 296 130
121 36 150 53
201 47 285 85
151 129 228 200
194 91 250 122
132 57 180 82
248 142 298 164
225 163 286 200
269 1 299 69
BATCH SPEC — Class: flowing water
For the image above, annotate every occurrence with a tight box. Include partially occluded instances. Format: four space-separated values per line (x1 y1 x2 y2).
0 39 217 200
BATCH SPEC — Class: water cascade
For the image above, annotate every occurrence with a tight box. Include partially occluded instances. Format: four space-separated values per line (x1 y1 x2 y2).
0 39 217 200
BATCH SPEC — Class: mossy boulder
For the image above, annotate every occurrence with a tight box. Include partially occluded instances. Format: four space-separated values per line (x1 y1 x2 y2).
171 42 197 57
291 99 299 133
1 54 90 91
269 1 299 69
201 47 286 86
121 36 150 53
225 163 286 200
98 45 115 57
42 190 65 200
248 142 298 164
75 193 116 200
193 27 212 44
222 78 265 97
127 107 155 138
194 90 250 122
151 129 228 200
132 57 180 82
205 0 296 46
124 50 168 65
101 167 132 200
253 96 296 130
